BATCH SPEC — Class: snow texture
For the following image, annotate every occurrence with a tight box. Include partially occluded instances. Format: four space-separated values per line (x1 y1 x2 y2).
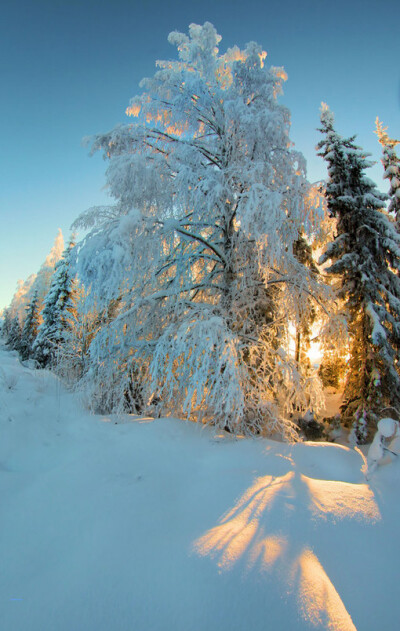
1 342 399 631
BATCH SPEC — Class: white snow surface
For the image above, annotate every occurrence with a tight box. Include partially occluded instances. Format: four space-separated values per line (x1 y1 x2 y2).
0 343 399 631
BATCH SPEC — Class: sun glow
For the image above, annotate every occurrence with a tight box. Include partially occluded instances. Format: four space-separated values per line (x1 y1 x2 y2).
307 339 323 367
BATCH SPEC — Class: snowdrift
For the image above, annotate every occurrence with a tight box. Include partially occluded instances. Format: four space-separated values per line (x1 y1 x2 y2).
0 344 399 630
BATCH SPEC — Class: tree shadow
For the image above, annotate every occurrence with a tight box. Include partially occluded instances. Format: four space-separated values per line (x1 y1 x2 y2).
193 456 381 630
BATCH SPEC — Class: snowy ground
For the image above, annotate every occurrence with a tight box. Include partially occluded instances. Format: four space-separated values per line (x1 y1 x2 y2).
1 343 399 631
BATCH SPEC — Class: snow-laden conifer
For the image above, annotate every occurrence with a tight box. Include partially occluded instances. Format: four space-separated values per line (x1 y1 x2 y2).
6 316 22 352
1 309 13 340
19 291 40 361
375 118 400 224
318 105 400 442
30 228 65 305
7 275 36 326
33 238 77 367
7 230 64 328
74 23 327 435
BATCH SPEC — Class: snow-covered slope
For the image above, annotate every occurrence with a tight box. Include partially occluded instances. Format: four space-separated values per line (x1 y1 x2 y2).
0 344 399 631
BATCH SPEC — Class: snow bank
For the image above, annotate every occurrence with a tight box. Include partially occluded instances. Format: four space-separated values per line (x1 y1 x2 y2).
1 343 399 630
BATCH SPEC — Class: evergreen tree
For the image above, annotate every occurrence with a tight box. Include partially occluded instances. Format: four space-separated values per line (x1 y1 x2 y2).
33 238 77 367
7 230 64 326
6 316 22 352
1 308 13 339
375 118 400 224
19 291 40 361
7 275 36 326
318 105 400 442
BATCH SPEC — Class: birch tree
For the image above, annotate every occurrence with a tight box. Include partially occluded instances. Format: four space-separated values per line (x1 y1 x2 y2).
74 22 326 435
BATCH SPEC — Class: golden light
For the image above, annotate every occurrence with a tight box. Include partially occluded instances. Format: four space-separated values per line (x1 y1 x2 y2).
295 548 356 630
259 51 267 68
194 473 290 571
303 476 380 522
194 467 380 630
126 103 141 117
274 68 288 82
307 339 323 367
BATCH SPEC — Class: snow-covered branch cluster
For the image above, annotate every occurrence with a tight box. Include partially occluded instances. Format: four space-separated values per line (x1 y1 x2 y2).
65 22 328 436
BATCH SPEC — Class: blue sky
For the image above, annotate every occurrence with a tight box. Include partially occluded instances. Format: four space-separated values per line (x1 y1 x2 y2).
1 0 399 310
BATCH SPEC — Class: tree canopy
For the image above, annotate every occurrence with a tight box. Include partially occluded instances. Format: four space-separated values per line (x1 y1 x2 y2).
73 22 326 435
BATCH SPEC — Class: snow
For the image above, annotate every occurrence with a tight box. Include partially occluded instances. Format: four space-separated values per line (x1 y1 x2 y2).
72 22 327 433
1 342 400 630
319 387 343 419
377 417 399 439
366 302 387 345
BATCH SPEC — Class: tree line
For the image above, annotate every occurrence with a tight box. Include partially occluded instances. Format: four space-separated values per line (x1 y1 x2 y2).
2 23 400 443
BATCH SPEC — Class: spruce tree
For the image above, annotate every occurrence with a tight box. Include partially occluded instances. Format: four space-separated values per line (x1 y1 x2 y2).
318 105 400 443
6 316 22 352
33 238 77 367
1 308 13 340
375 118 400 224
19 291 40 361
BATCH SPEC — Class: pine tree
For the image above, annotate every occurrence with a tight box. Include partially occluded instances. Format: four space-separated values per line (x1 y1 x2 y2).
6 316 22 352
7 230 64 327
375 118 400 224
1 308 13 339
318 105 400 442
19 291 40 361
33 238 77 367
7 275 36 326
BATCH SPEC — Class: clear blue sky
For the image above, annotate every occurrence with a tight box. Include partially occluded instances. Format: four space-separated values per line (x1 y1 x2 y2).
1 0 399 310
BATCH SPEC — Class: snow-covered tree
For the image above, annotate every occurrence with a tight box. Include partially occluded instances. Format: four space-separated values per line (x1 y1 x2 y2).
30 229 65 305
74 23 326 435
7 230 64 328
19 291 40 361
1 308 13 339
56 286 101 384
6 316 22 352
375 118 400 224
318 105 400 442
33 237 77 367
8 275 36 325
